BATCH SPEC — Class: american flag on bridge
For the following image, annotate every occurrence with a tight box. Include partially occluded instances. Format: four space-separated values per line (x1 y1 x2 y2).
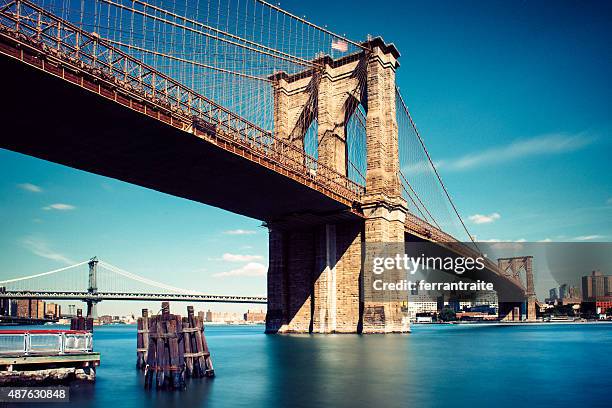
331 39 348 52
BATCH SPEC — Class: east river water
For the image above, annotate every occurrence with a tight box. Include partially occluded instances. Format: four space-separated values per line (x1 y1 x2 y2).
4 323 611 407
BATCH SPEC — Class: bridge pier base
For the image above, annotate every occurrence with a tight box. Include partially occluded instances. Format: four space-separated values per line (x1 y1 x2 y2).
265 221 363 334
498 302 522 321
361 197 410 333
526 295 537 321
265 212 410 334
497 257 537 322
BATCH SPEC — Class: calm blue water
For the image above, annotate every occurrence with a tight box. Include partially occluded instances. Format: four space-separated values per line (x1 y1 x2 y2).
4 323 611 407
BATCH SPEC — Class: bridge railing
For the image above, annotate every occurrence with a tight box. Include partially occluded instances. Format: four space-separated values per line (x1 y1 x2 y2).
0 330 93 356
0 0 364 202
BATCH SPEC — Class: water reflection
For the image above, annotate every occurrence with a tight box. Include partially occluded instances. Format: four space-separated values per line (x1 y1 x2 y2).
4 324 611 408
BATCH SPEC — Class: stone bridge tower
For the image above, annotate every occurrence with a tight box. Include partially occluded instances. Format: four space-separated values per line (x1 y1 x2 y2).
497 256 536 321
265 38 409 334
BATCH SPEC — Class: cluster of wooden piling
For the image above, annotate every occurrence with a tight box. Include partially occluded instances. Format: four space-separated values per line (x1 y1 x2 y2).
70 309 94 331
137 303 214 390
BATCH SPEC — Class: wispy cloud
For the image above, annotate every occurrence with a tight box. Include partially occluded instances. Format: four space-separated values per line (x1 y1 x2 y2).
42 203 76 211
221 253 263 262
607 198 612 206
468 212 501 224
18 183 43 193
538 238 552 242
21 236 75 265
223 229 256 235
406 133 594 174
573 235 605 241
213 262 267 278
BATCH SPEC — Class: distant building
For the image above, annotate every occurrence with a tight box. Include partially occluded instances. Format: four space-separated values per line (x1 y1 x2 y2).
549 288 558 301
45 303 61 319
456 311 496 321
473 291 498 313
467 304 496 314
580 271 612 316
99 315 113 324
0 287 10 316
16 299 45 319
448 298 475 312
582 271 610 301
66 304 77 317
244 309 266 323
559 283 568 300
204 309 242 323
568 286 580 299
596 300 612 315
408 294 438 319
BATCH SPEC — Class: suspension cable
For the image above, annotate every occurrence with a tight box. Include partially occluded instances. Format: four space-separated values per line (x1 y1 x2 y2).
98 260 204 295
399 170 442 230
100 0 318 68
0 260 89 284
255 0 365 50
105 38 271 82
396 87 479 249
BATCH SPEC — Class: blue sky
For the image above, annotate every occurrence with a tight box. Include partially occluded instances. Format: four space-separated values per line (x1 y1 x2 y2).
1 0 611 314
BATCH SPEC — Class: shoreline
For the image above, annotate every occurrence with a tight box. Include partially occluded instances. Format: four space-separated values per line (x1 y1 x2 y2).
415 320 612 326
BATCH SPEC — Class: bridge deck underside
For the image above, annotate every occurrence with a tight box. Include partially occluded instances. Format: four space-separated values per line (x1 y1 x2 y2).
0 54 354 222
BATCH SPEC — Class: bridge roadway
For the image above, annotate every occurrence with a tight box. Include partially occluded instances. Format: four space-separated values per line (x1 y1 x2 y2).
0 291 267 304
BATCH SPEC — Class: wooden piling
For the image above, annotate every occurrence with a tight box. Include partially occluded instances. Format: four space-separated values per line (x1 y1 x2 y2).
181 316 195 376
136 309 149 369
139 303 214 390
70 309 93 331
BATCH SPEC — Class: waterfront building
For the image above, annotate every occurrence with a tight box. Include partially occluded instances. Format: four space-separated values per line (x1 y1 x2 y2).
459 301 473 310
16 299 45 319
549 288 558 301
45 303 61 319
473 291 498 312
204 309 242 323
596 300 612 314
244 309 266 323
407 294 438 320
582 271 611 301
99 315 113 324
448 298 474 312
579 271 612 316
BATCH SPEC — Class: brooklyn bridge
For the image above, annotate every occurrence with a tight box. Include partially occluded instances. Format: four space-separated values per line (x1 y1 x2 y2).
0 0 536 333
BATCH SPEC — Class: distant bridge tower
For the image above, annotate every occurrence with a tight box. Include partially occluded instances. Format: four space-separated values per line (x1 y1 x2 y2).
86 257 100 318
266 38 409 334
497 256 536 321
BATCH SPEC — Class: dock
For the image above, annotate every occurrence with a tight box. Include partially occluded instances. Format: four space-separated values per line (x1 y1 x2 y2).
0 330 99 385
0 316 59 326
